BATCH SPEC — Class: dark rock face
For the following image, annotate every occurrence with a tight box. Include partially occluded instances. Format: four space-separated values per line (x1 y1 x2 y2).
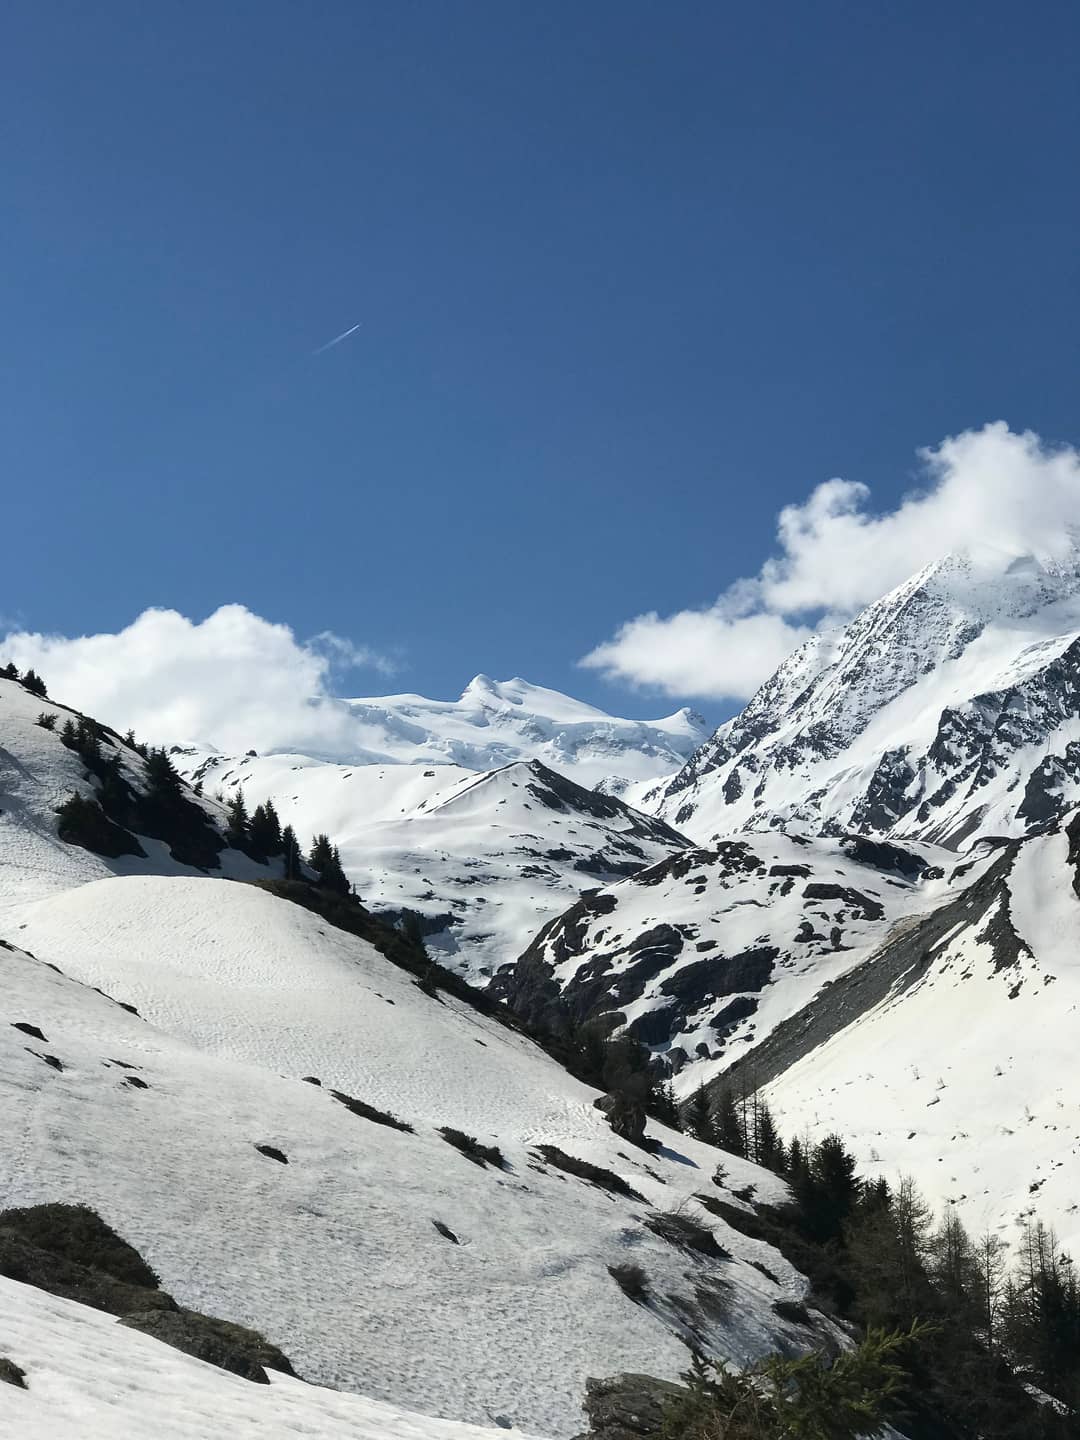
574 1372 686 1440
0 1204 159 1291
255 1144 289 1164
0 1203 296 1384
491 831 922 1070
0 1357 27 1389
11 1021 48 1041
120 1308 296 1384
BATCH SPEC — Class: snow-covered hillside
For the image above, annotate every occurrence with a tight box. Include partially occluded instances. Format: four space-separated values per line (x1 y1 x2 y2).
0 675 265 912
491 832 961 1095
654 546 1080 850
1 875 812 1437
700 812 1080 1254
0 1272 546 1440
181 754 689 979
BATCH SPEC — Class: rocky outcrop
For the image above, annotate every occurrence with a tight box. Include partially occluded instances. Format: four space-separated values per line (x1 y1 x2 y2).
573 1372 686 1440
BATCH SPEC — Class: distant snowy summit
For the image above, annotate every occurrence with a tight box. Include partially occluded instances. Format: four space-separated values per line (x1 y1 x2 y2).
185 674 707 792
340 674 708 788
653 544 1080 848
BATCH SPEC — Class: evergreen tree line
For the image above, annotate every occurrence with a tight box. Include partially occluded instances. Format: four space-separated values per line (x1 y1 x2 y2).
684 1080 1080 1436
2 660 48 697
220 787 351 894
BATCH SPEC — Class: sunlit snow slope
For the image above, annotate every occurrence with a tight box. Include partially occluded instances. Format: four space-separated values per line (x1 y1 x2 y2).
1 875 807 1437
0 1273 545 1440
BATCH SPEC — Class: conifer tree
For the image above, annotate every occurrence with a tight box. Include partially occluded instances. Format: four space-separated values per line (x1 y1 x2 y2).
248 803 275 857
687 1082 717 1144
281 824 303 880
263 798 283 854
2 661 19 680
713 1086 746 1157
22 668 47 697
225 789 249 843
145 747 182 796
750 1095 784 1172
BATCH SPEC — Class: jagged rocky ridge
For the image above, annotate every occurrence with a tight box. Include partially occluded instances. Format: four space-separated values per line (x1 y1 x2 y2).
651 547 1080 849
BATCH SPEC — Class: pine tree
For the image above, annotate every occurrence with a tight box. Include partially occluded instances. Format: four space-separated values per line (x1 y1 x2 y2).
687 1083 717 1144
2 661 19 680
713 1086 746 1157
751 1095 784 1172
263 798 283 854
795 1133 861 1245
225 790 249 843
145 747 182 796
280 824 303 880
22 668 47 697
248 803 275 857
306 834 350 893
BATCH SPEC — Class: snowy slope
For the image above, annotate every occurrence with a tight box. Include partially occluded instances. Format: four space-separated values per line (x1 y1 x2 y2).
710 814 1080 1255
491 833 963 1096
0 675 266 913
654 546 1080 850
182 675 707 793
0 1274 546 1440
1 875 810 1437
181 755 690 980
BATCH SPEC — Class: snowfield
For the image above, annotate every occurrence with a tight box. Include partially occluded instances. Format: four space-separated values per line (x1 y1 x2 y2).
1 874 805 1437
0 1273 547 1440
765 820 1080 1255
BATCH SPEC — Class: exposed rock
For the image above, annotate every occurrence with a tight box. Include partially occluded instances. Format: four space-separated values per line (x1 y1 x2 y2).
0 1356 27 1389
574 1372 686 1440
121 1307 296 1384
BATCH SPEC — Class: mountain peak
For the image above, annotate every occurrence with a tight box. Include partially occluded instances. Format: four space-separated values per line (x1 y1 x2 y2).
657 545 1080 848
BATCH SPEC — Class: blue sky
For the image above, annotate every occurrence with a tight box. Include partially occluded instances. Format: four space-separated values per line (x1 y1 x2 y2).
4 1 1080 724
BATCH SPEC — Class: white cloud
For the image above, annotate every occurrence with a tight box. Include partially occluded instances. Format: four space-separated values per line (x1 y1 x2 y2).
1 605 397 756
582 423 1080 701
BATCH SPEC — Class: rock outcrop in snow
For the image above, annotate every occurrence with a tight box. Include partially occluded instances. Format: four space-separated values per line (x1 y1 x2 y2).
490 832 953 1091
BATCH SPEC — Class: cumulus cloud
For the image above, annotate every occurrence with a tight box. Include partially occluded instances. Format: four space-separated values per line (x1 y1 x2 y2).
582 423 1080 701
1 605 397 755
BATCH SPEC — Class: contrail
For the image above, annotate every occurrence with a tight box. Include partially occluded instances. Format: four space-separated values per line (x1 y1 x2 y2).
311 322 362 356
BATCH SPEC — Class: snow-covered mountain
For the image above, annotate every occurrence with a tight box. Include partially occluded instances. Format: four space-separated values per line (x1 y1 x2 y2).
490 832 958 1092
180 753 689 979
1 875 808 1437
653 545 1080 850
184 675 706 793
